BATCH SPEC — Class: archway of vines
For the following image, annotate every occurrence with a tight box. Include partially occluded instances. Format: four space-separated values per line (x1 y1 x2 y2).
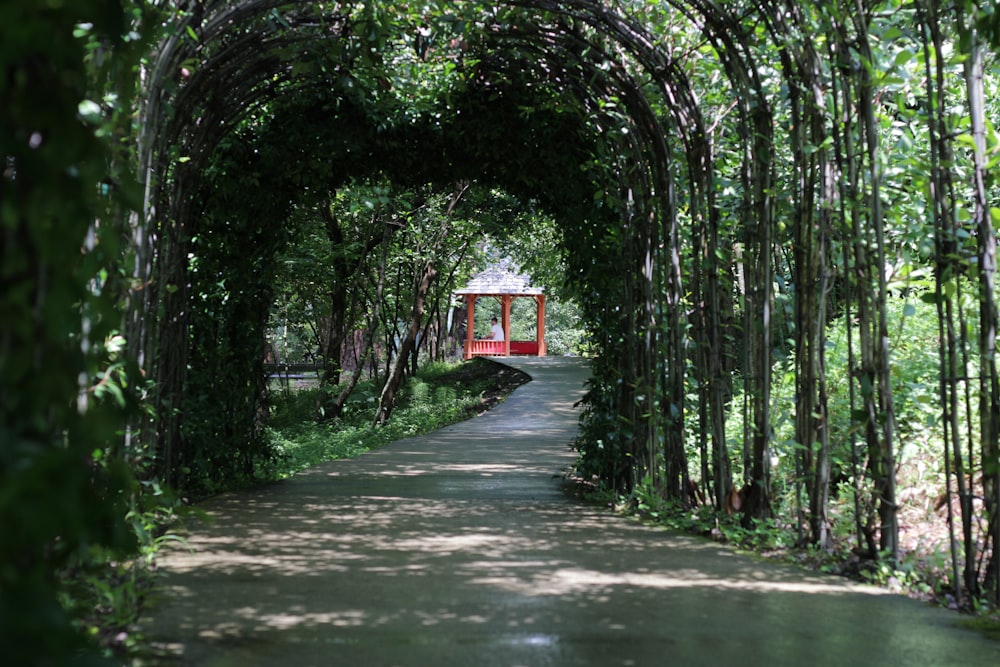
126 0 1000 605
13 8 1000 660
131 0 686 493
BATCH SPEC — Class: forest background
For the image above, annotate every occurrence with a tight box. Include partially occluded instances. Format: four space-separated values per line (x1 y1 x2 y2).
4 0 1000 664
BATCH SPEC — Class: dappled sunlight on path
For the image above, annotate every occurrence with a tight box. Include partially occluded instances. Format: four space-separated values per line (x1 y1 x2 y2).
141 358 999 667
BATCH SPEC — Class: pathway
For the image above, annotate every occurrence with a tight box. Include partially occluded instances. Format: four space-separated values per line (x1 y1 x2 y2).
141 357 999 666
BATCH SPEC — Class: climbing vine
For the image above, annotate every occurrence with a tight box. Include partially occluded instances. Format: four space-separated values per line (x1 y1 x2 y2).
7 2 1000 658
128 0 1000 608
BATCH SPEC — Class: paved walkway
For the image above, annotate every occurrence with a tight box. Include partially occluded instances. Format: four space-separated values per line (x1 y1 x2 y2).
142 357 999 666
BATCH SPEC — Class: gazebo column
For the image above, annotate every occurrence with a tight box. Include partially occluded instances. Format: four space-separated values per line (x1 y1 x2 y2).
464 294 476 360
501 294 512 356
536 294 546 356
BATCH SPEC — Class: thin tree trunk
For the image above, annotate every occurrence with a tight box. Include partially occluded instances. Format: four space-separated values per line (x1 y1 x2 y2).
327 219 393 419
858 21 899 561
689 3 766 508
374 262 437 425
919 1 969 600
962 2 1000 604
319 201 382 388
829 42 867 555
779 8 833 547
373 183 468 425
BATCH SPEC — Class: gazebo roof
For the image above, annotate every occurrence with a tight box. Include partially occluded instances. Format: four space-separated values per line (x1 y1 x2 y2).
455 260 543 296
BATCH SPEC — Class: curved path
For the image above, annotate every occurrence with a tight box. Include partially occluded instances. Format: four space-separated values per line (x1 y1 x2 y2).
142 357 998 666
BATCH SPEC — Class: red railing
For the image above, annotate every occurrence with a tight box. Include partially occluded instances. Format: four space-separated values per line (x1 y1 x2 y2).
509 341 539 355
467 340 507 357
466 340 541 357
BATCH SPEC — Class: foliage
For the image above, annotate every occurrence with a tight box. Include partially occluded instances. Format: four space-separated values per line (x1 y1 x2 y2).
12 2 1000 657
957 613 1000 642
57 483 188 661
264 358 529 479
627 476 796 553
0 1 146 663
627 286 983 604
177 133 292 496
762 290 947 523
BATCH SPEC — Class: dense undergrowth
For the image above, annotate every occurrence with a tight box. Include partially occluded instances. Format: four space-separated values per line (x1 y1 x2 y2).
58 483 189 661
582 289 1000 634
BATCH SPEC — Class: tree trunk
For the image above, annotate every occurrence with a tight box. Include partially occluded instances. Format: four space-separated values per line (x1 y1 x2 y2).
781 13 833 548
319 202 350 387
920 4 966 596
374 262 438 425
962 3 1000 604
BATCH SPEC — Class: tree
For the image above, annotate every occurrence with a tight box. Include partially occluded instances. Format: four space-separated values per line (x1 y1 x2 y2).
374 182 473 424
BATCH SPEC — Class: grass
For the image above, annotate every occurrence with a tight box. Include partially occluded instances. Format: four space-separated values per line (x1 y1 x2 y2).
264 357 531 479
957 614 1000 642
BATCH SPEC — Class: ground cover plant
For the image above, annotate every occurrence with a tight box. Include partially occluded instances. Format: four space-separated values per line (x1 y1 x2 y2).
264 358 531 479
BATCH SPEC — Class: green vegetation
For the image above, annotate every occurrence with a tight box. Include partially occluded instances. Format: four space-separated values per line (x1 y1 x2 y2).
957 614 1000 642
613 287 980 606
1 2 144 664
6 0 1000 662
264 359 531 479
57 485 188 661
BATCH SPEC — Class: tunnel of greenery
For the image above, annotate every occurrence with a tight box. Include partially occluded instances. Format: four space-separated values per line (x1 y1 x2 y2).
4 0 1000 662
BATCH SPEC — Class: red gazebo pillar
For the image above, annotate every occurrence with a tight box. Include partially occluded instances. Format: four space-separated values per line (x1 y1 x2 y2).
464 294 476 360
536 294 546 356
501 294 512 357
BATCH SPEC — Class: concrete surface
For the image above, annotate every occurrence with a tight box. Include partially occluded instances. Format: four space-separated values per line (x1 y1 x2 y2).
140 357 999 666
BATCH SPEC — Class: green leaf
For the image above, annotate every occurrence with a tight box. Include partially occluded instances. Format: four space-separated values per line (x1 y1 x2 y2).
893 49 912 67
78 99 102 123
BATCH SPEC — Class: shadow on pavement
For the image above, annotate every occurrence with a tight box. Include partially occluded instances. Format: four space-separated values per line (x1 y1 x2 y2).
140 358 999 667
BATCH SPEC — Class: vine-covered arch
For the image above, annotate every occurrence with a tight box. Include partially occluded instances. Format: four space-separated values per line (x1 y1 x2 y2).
131 0 708 487
14 3 1000 661
126 0 999 602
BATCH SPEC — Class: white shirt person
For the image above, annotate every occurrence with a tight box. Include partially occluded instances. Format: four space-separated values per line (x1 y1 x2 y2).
489 317 505 341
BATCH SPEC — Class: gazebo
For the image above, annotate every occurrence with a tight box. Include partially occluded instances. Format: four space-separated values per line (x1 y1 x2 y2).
455 262 547 359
